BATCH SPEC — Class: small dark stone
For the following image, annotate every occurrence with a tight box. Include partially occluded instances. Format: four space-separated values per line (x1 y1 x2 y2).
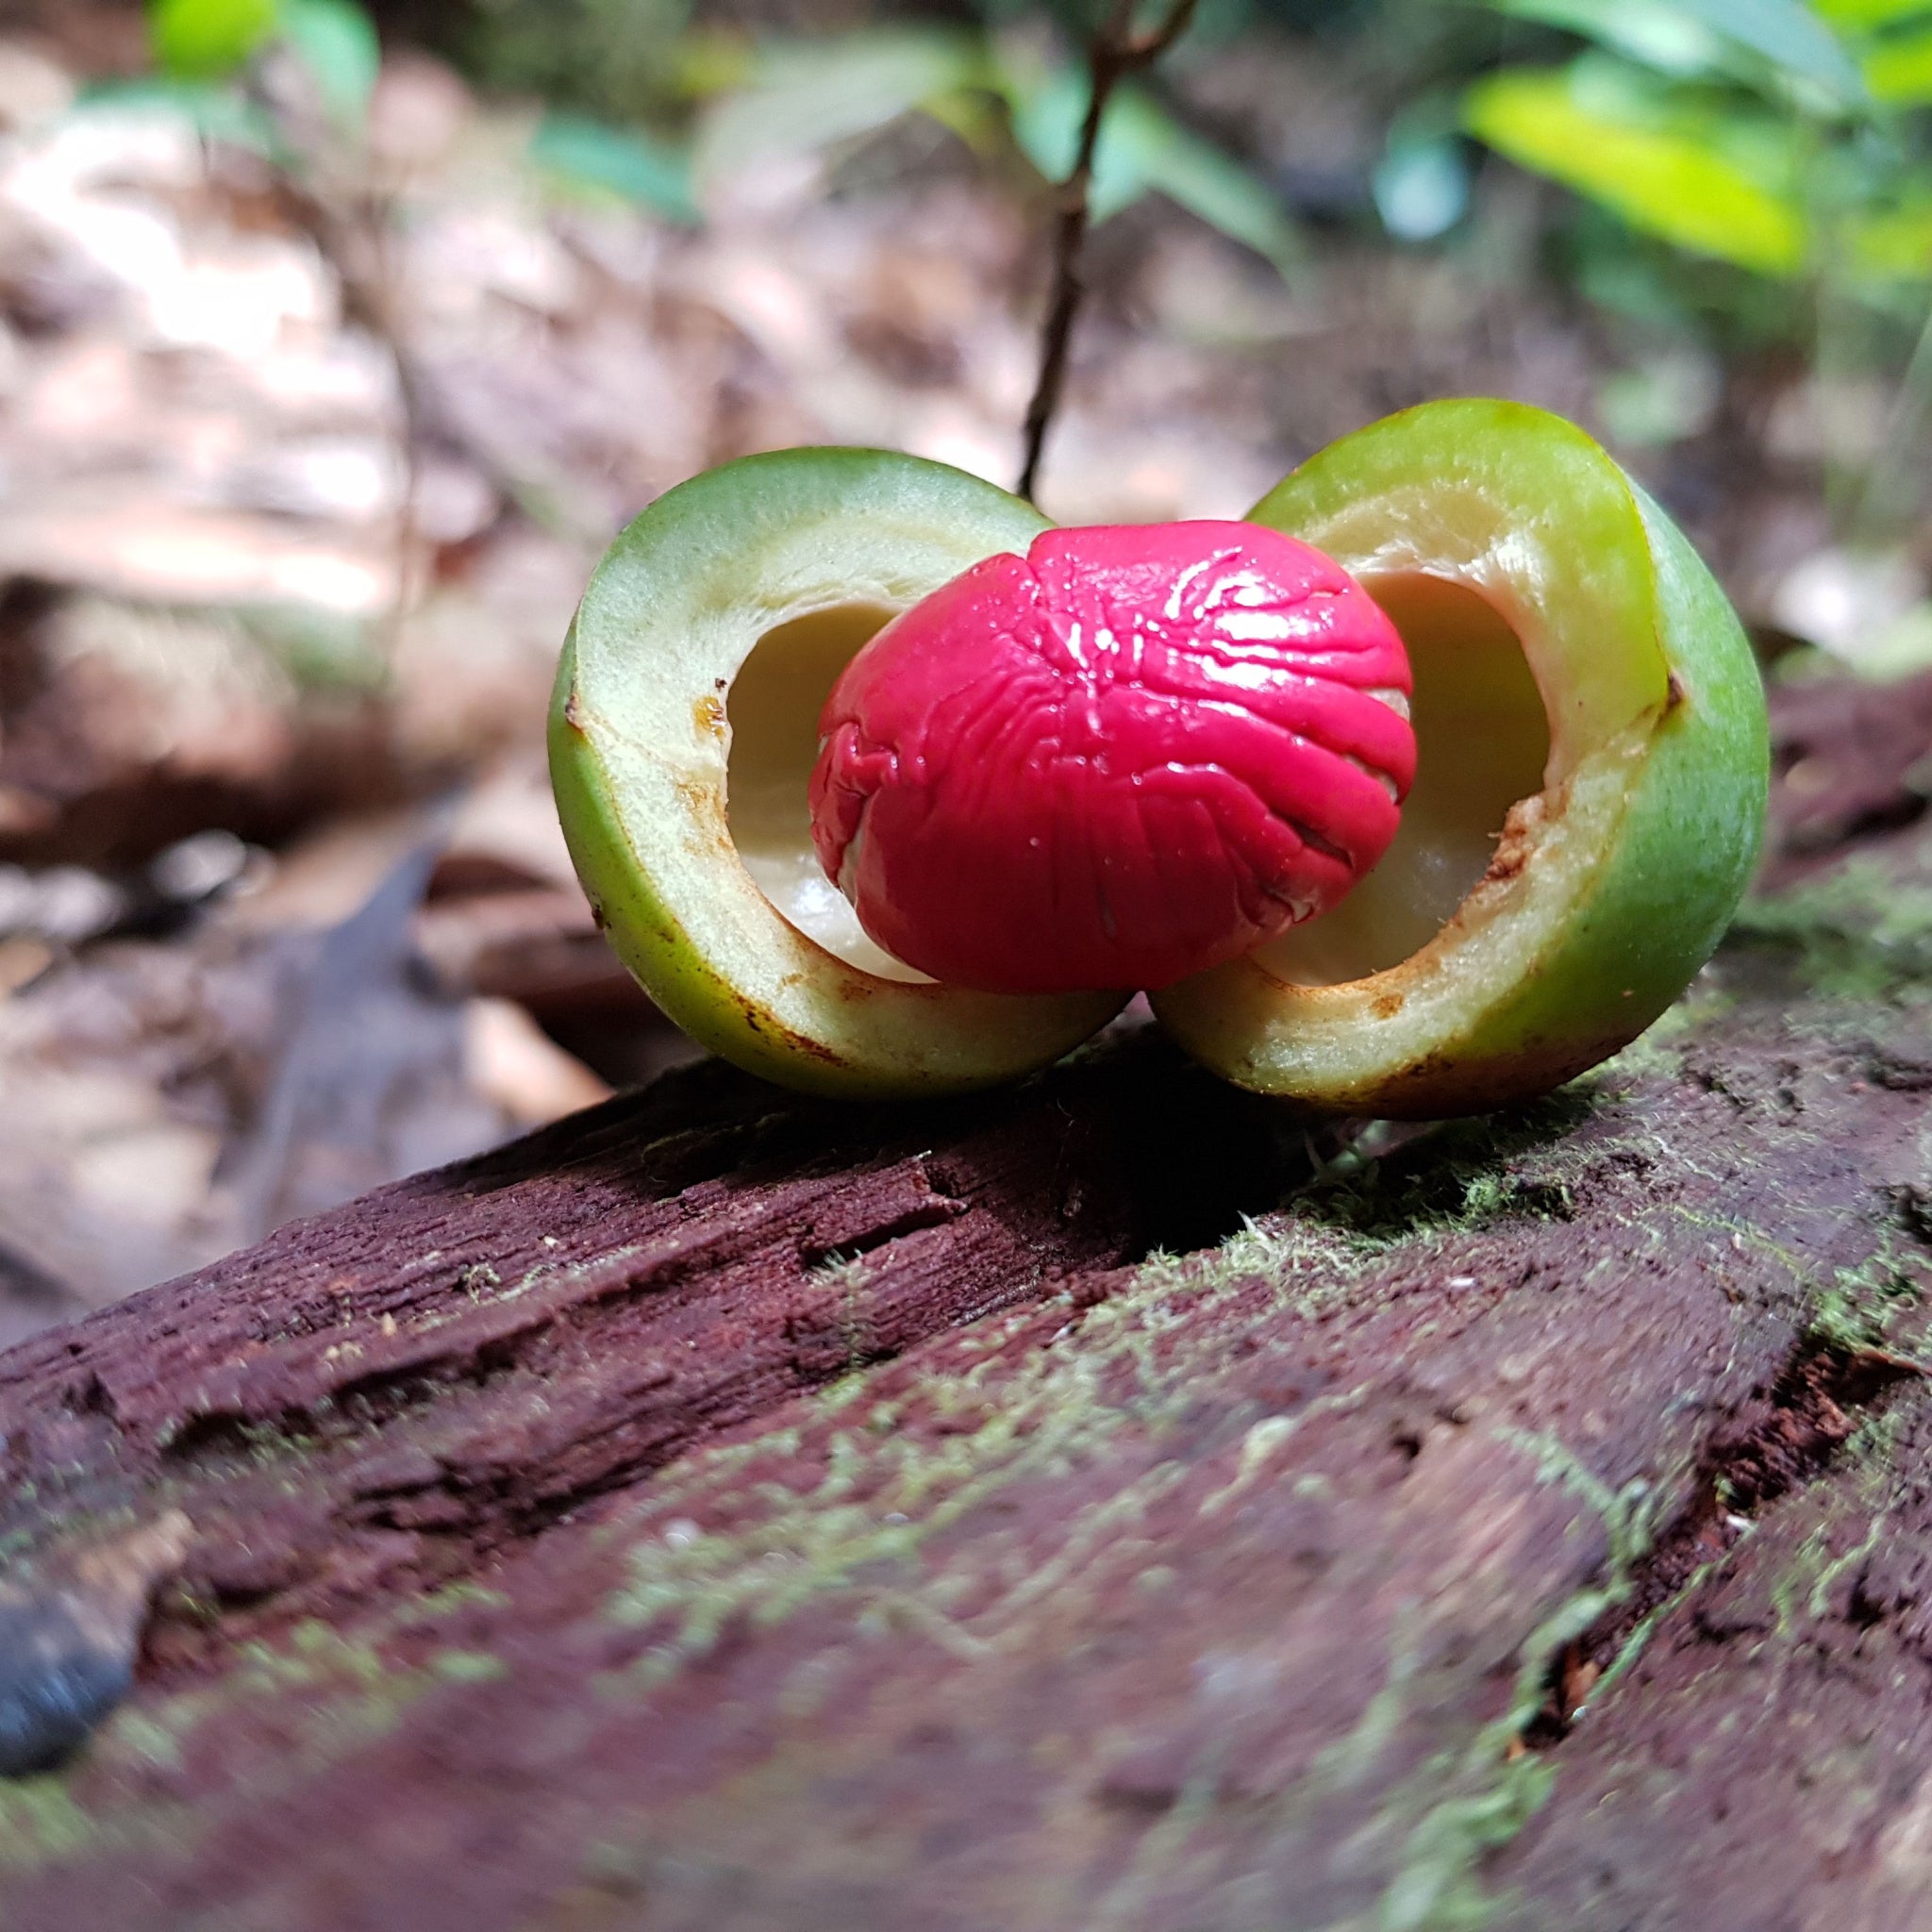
0 1584 138 1777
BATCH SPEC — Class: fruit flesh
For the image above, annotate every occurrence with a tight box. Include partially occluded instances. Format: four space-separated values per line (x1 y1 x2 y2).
1259 574 1549 987
550 448 1126 1097
808 522 1417 994
1151 399 1769 1117
724 604 931 984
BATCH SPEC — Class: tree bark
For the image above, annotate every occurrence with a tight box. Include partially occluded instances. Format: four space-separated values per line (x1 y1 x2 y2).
0 673 1928 1932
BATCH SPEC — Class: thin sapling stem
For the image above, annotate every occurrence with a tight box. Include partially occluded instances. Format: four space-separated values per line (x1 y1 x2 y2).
1015 0 1200 505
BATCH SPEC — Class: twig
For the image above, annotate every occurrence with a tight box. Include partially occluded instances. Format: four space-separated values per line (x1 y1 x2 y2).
1015 0 1201 505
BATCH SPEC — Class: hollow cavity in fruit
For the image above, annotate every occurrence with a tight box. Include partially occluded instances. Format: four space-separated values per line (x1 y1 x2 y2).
808 522 1417 994
1151 398 1771 1118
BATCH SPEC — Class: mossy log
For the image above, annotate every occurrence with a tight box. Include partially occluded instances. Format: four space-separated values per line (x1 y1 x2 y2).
1 674 1930 1931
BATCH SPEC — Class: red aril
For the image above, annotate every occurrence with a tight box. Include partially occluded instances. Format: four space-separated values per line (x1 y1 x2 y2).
808 520 1416 993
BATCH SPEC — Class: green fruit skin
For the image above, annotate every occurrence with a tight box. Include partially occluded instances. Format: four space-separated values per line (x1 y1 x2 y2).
1493 483 1767 1088
1153 399 1770 1117
550 627 831 1095
550 447 1125 1098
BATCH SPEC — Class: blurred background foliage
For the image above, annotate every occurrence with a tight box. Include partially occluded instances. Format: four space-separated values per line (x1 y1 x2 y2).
121 0 1932 775
142 0 1932 444
114 0 1932 673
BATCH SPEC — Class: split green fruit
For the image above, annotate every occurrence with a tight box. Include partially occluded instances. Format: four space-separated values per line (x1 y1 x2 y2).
1156 400 1768 1114
551 402 1769 1113
550 448 1127 1097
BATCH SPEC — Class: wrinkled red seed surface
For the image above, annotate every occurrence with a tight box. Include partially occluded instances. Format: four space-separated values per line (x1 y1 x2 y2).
808 521 1417 994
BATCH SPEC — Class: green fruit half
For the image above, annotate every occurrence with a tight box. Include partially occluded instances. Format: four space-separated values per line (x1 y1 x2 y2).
1151 399 1769 1117
549 447 1126 1096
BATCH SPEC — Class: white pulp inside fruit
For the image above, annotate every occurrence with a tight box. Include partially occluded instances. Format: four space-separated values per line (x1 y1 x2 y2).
1257 573 1550 988
725 604 933 984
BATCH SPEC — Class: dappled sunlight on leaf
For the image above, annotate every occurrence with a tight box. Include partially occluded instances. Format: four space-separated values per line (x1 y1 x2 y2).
1464 64 1807 275
1863 24 1932 102
148 0 275 83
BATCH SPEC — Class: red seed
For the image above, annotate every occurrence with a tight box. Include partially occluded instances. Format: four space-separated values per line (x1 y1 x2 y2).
808 521 1415 993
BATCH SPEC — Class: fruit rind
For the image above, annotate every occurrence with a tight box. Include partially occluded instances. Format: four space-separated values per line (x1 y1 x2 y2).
550 446 1126 1097
1150 398 1770 1117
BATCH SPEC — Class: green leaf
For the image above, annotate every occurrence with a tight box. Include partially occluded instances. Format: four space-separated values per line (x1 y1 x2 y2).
148 0 276 79
1005 64 1299 270
1671 0 1866 104
1484 0 1730 79
1485 0 1866 107
1862 24 1932 99
1002 61 1085 183
1463 67 1807 275
530 112 699 224
692 29 989 187
1101 88 1302 270
1003 63 1150 218
1814 0 1932 31
1849 197 1932 276
277 0 380 129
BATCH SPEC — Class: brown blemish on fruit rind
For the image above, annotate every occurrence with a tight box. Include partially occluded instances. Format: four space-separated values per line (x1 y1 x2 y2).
1357 1028 1636 1119
562 689 588 732
733 991 844 1066
1482 794 1548 891
693 695 726 739
674 776 725 834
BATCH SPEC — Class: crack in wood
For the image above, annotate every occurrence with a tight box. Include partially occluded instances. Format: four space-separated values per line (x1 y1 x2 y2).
1527 1336 1928 1746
